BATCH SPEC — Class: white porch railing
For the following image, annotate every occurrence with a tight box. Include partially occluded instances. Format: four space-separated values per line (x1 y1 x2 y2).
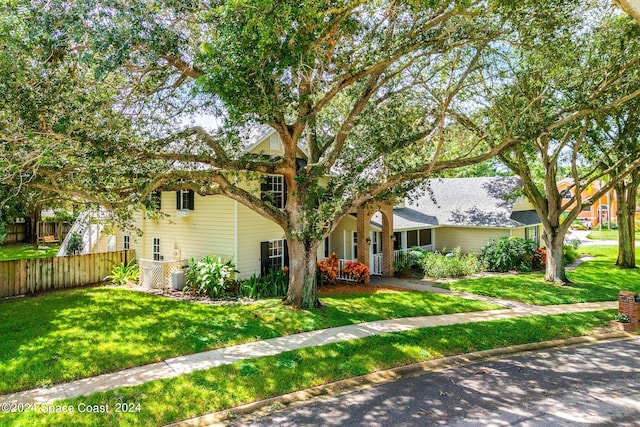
337 259 359 282
394 245 434 263
139 258 188 289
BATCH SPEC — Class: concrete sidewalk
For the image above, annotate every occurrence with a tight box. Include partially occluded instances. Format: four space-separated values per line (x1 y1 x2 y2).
0 298 616 406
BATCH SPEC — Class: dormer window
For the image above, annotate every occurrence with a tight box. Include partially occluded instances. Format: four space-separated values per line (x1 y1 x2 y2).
269 133 280 150
176 190 195 211
261 175 286 209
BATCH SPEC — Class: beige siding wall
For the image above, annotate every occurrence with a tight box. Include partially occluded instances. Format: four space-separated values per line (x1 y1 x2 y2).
236 203 285 278
435 227 510 254
327 216 358 259
513 196 535 211
511 227 525 239
135 192 236 263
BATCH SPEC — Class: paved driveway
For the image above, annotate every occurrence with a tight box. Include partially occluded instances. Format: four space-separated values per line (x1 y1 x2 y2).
236 337 640 426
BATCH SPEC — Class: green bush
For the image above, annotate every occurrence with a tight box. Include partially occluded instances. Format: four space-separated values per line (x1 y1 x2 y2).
107 259 140 286
184 255 237 298
562 243 579 265
420 247 482 279
0 219 7 245
481 237 537 272
239 268 289 299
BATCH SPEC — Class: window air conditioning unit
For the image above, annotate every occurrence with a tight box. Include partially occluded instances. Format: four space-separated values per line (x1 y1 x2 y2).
176 210 190 218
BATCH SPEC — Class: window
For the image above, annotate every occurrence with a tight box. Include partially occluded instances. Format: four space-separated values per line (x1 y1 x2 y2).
393 232 401 251
525 226 539 244
407 229 432 248
176 190 195 211
261 175 286 209
323 237 330 258
372 232 379 255
123 235 130 251
269 133 280 150
407 230 418 248
561 189 572 199
260 239 288 275
419 229 432 246
352 232 358 259
153 238 161 261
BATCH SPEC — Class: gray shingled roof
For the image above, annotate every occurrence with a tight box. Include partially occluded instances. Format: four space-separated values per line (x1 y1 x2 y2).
391 177 540 229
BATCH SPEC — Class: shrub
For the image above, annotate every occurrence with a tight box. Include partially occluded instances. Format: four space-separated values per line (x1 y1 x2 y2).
317 253 339 285
107 259 139 286
481 237 537 272
420 248 482 279
184 255 237 298
0 220 7 245
66 232 83 255
394 249 427 277
238 267 289 299
341 260 370 283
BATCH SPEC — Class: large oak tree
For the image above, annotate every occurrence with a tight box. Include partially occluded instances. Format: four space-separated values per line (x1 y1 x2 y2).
1 0 617 307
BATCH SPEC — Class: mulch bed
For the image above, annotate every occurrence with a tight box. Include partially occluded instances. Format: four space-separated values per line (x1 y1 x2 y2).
126 282 411 304
318 283 412 295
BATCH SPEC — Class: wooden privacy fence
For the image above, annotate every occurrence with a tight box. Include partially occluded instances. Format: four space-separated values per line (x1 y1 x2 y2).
0 250 135 298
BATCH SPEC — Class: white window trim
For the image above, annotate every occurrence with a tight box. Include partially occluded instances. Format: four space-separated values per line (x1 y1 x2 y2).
178 189 191 211
268 239 285 270
266 175 285 209
123 235 130 251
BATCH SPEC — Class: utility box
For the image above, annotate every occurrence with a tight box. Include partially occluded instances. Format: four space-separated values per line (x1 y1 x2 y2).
171 270 186 291
617 291 640 331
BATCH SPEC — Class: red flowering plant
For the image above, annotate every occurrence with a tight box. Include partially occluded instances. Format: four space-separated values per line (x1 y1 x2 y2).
532 248 546 270
317 253 339 285
342 260 370 283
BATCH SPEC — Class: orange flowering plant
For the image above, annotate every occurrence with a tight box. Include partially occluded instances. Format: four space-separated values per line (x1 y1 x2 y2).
342 260 370 283
317 253 339 285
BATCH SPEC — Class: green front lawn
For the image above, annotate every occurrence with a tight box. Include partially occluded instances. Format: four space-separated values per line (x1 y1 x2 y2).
586 229 640 240
439 245 640 305
0 243 60 260
3 310 615 427
0 287 499 394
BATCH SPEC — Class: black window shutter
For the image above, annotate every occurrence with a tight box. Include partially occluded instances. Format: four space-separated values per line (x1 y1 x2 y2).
176 191 181 209
283 239 289 268
188 190 195 210
260 241 270 277
282 178 288 208
394 232 401 250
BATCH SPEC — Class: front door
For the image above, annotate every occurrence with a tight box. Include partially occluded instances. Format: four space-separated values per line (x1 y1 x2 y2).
369 231 382 275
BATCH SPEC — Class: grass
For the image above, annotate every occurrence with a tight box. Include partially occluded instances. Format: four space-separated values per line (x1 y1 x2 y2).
0 243 60 261
0 287 499 394
438 245 640 305
585 229 635 240
2 310 615 427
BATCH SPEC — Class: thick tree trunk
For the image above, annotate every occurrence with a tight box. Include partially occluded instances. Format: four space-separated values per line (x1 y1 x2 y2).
543 228 568 283
284 238 321 309
616 181 638 268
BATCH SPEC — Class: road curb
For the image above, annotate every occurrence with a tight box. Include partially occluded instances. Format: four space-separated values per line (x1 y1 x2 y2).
165 331 638 427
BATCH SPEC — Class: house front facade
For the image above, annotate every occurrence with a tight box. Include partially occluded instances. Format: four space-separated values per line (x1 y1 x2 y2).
65 127 543 286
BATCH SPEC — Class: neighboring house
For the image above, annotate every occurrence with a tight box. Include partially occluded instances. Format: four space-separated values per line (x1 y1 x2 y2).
557 178 617 228
62 127 542 285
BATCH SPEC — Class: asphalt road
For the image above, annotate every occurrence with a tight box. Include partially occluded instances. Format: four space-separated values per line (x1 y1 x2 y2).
234 337 640 426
